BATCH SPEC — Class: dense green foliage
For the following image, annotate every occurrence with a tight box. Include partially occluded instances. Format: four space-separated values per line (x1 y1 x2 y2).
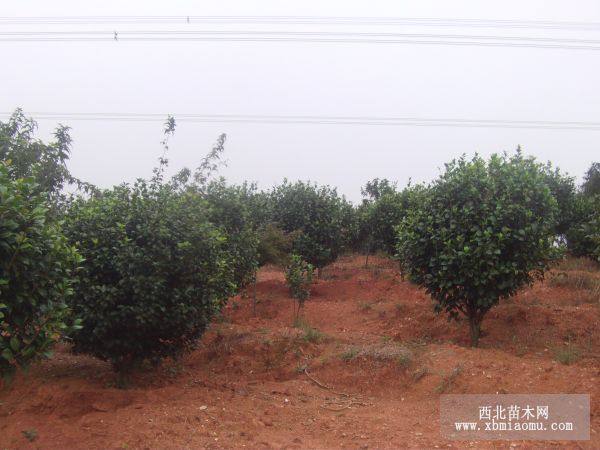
565 162 600 260
0 163 80 377
359 180 423 256
63 178 236 373
270 180 354 270
61 125 242 374
285 254 314 319
566 193 600 260
582 162 600 197
3 108 598 376
361 178 397 201
540 164 576 236
0 109 90 204
397 152 560 346
587 212 600 262
257 224 297 268
203 180 260 290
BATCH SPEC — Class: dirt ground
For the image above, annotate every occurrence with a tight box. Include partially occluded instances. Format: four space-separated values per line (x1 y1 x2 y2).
1 255 598 449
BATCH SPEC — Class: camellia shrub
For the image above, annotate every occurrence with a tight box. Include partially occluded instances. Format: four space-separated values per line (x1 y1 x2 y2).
582 162 600 197
566 162 600 260
359 182 424 257
285 254 314 320
589 217 600 262
257 223 298 268
270 180 354 271
397 152 560 346
540 163 576 237
203 179 260 291
0 163 80 378
0 109 93 206
567 194 600 261
63 179 235 375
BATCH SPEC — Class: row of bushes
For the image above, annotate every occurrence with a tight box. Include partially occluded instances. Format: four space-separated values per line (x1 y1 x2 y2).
0 112 361 380
1 109 599 381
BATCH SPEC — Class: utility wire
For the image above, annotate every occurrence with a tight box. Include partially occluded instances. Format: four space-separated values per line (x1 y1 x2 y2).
3 112 599 131
2 15 600 31
3 30 600 45
2 33 600 50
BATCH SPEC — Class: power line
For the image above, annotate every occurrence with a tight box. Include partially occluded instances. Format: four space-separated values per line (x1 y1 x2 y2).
2 15 600 31
3 30 600 45
2 33 600 50
3 112 600 131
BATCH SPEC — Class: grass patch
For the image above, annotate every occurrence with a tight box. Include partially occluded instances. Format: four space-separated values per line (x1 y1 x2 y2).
395 302 407 315
302 327 326 343
22 429 38 442
435 364 463 394
550 271 600 291
412 367 430 382
553 344 581 365
338 342 413 368
262 332 300 369
361 343 413 367
370 267 383 278
340 347 359 362
549 271 600 304
293 317 326 343
556 257 600 272
511 334 528 357
358 301 373 311
397 352 412 368
295 363 308 374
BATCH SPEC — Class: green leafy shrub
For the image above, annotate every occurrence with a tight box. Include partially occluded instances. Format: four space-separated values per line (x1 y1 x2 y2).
359 181 425 257
270 180 354 270
203 180 260 291
582 162 600 197
566 162 600 260
567 194 600 260
540 163 576 237
0 162 81 378
397 152 560 346
591 227 600 262
257 223 297 268
285 254 314 320
0 109 92 206
64 178 235 375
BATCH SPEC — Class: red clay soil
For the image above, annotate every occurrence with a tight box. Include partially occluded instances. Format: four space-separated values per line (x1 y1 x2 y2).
1 255 598 449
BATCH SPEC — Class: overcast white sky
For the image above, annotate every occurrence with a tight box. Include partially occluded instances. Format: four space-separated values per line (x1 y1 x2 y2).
2 0 599 202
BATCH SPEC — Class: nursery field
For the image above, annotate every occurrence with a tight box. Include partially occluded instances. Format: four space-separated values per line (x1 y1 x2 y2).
1 255 598 449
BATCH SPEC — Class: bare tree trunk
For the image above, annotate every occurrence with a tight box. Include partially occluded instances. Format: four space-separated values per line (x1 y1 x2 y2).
252 278 257 316
293 300 298 324
364 240 372 268
468 314 482 347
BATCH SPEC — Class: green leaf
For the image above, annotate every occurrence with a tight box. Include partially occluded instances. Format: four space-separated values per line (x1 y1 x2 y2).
1 348 13 361
10 336 20 352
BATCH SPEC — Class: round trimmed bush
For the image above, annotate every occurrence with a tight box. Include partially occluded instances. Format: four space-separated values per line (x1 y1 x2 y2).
397 152 560 346
63 180 235 374
270 180 354 270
